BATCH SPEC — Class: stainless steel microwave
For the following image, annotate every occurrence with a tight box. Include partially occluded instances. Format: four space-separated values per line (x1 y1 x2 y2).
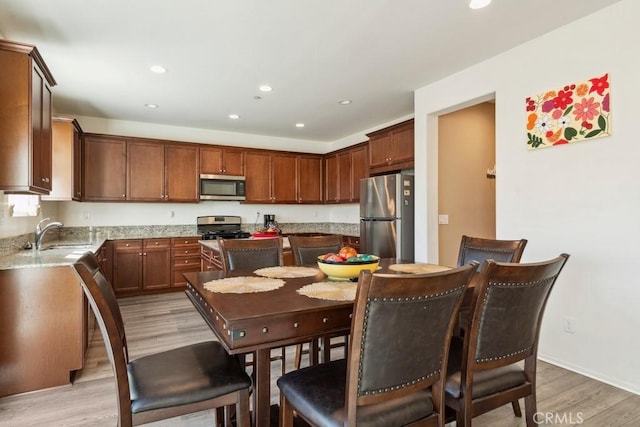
199 174 246 201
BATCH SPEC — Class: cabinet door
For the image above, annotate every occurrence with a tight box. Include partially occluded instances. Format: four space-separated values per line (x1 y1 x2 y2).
324 155 339 203
84 135 127 201
272 153 297 203
112 241 143 295
391 122 414 164
143 248 171 290
297 155 323 203
72 123 83 200
223 149 245 176
245 152 272 203
127 140 165 201
42 118 73 200
166 143 198 202
368 133 393 169
200 146 224 174
350 146 368 202
31 66 52 192
337 152 351 202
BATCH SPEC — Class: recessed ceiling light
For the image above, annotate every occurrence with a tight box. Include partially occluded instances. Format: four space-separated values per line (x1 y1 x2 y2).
338 99 352 105
144 103 159 109
259 85 273 93
149 65 167 74
295 123 305 128
229 114 240 119
469 0 491 9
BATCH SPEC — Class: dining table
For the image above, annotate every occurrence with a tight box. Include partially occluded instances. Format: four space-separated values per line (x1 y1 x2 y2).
183 258 473 427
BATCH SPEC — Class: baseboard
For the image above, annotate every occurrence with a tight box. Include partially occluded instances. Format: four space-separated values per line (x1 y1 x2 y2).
538 353 640 396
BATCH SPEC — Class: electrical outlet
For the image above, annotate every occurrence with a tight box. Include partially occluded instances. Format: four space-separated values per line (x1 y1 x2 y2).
563 316 576 334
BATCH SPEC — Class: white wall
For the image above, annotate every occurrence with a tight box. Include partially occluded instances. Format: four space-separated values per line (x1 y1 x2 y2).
415 0 639 394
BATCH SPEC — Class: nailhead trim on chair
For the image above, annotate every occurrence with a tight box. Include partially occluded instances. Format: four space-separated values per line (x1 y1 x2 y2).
354 287 465 396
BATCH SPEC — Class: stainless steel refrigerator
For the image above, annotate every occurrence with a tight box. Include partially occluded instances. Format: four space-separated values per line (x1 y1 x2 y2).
360 173 414 261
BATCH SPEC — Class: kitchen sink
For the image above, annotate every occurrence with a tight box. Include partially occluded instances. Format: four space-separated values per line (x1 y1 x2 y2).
41 244 93 251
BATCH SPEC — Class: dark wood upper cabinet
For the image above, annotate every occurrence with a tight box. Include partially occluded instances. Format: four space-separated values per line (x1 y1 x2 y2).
83 135 127 201
367 119 414 174
0 40 56 194
297 155 323 203
245 151 273 203
200 146 245 176
165 143 199 202
324 143 368 204
272 153 298 203
42 117 83 201
127 140 165 201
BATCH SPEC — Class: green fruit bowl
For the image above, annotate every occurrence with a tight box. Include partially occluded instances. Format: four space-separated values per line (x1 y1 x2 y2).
317 255 380 280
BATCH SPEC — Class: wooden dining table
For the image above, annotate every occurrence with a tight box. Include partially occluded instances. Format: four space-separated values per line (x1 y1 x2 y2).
183 258 474 427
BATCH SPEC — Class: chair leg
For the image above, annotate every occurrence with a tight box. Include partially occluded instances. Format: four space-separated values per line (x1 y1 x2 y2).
524 394 537 427
511 399 522 417
280 393 295 427
235 388 251 427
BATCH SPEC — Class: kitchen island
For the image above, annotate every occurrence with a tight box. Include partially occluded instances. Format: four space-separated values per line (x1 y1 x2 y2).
0 243 103 398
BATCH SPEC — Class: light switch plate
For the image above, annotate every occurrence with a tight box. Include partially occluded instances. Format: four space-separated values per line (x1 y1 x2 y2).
438 214 449 225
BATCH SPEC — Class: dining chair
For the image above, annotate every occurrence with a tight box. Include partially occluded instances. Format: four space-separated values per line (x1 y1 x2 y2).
277 262 478 427
72 252 251 427
455 234 529 416
288 234 345 370
456 235 528 269
445 254 570 427
217 236 288 375
217 236 283 273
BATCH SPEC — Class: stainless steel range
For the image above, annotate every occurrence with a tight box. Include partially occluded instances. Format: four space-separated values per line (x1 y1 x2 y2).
197 215 251 240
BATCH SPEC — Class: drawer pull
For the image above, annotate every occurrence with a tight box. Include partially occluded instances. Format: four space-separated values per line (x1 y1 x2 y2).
322 317 328 323
293 322 299 328
262 327 269 333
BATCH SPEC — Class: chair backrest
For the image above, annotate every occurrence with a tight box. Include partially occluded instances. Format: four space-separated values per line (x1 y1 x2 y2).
218 236 284 272
457 235 527 270
73 252 133 427
464 254 570 374
288 234 343 265
345 263 478 425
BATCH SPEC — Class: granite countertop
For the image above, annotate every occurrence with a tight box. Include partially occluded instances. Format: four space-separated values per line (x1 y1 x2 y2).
0 240 105 270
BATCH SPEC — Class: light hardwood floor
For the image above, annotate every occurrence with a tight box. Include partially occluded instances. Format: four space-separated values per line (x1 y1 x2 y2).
1 292 638 426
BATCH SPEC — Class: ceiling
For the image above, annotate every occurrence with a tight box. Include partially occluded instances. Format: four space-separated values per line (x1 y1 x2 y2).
0 0 622 143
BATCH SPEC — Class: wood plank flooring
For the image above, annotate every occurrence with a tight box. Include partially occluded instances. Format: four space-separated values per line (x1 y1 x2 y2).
0 292 638 426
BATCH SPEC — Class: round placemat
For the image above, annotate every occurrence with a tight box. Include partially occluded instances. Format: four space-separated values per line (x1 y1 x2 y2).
254 266 320 279
297 281 356 301
203 276 285 293
388 263 451 274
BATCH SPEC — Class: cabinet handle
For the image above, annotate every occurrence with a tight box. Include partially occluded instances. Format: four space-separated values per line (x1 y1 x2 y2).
125 243 130 247
139 252 143 256
143 253 147 256
184 250 189 254
184 260 189 264
184 240 188 244
122 194 126 198
154 241 159 245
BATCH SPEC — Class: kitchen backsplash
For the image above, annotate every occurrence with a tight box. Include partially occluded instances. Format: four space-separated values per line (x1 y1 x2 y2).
0 222 359 257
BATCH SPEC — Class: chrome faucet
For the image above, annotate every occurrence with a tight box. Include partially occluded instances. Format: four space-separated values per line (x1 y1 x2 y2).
35 218 64 250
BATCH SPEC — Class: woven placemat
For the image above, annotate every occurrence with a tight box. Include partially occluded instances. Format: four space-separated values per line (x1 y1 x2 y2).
254 266 320 279
297 281 356 301
203 276 285 293
388 263 451 274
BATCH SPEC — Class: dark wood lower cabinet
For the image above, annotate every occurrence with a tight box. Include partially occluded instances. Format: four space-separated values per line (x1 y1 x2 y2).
171 237 201 288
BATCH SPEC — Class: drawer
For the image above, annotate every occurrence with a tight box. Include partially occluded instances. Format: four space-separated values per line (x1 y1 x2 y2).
172 237 201 247
144 238 171 249
173 255 201 267
113 240 142 250
172 247 200 258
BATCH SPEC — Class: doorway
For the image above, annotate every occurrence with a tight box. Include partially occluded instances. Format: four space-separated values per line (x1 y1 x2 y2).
437 102 496 266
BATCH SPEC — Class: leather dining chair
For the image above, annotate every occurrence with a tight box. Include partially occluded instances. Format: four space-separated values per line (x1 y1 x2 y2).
445 254 570 426
277 263 478 427
217 236 283 273
72 252 251 427
288 234 344 370
217 236 288 374
455 234 528 416
457 235 528 269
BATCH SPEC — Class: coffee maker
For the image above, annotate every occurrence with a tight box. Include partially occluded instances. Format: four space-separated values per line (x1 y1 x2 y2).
263 214 276 229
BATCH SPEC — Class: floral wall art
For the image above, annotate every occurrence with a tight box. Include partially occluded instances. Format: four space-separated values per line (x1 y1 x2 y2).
526 73 610 150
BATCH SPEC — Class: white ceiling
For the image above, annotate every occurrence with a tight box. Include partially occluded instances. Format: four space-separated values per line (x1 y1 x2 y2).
0 0 622 143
